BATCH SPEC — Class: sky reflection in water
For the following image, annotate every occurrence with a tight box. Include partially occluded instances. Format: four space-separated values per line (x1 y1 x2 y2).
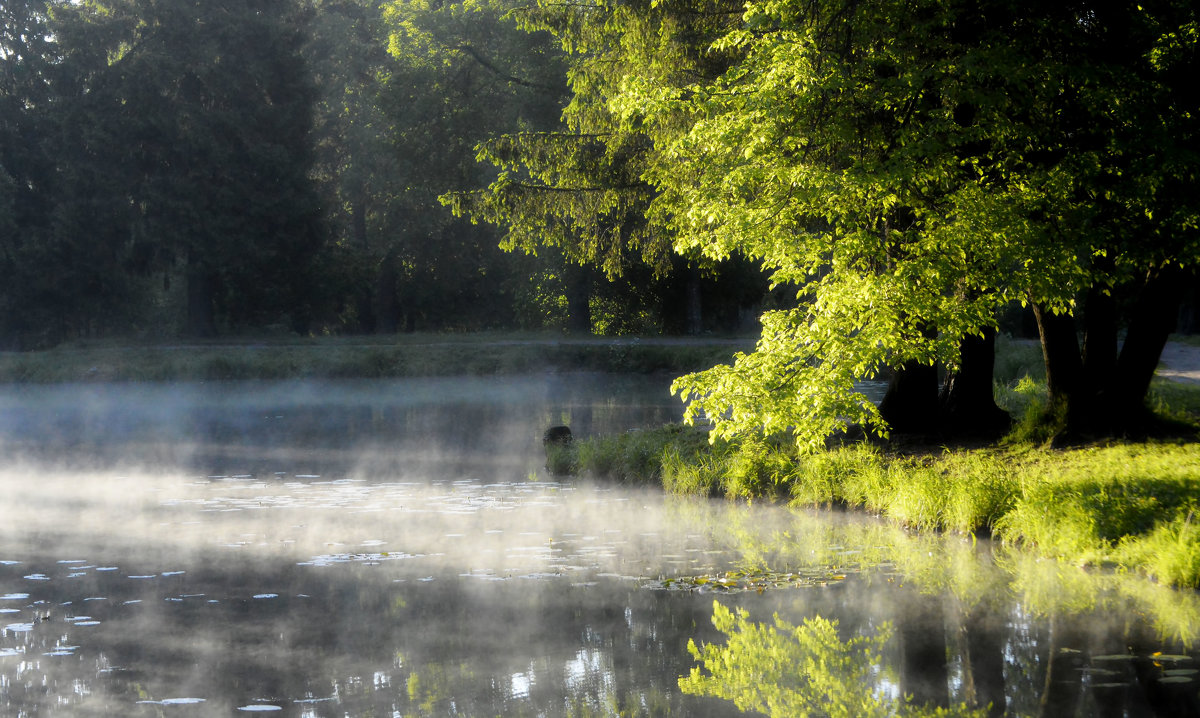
0 375 1197 716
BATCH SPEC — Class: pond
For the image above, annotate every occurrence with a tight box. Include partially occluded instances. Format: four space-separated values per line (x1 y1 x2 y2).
0 373 1197 716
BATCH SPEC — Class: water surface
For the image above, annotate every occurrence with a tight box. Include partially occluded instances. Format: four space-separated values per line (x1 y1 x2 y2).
0 374 1197 716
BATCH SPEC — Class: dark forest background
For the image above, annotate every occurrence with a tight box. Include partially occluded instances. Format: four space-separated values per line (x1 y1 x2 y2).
0 0 768 348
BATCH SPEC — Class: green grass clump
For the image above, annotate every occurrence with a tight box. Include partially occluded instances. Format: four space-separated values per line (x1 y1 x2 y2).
1116 515 1200 588
571 424 715 485
994 443 1200 569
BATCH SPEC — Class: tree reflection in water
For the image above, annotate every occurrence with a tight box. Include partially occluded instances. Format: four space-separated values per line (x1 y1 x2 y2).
675 506 1200 718
681 602 986 717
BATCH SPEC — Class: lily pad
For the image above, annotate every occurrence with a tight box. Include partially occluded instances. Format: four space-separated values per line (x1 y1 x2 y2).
645 569 850 593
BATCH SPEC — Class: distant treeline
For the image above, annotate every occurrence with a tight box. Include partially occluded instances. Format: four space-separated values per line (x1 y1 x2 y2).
0 0 767 348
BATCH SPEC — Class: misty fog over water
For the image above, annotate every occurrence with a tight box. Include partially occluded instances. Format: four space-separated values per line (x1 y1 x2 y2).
0 374 1198 716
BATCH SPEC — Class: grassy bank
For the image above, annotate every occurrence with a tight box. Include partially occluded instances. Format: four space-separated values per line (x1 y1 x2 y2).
562 377 1200 588
0 333 749 382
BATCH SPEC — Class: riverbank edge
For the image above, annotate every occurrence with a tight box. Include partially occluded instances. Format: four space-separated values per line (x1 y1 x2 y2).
560 402 1200 589
0 334 752 383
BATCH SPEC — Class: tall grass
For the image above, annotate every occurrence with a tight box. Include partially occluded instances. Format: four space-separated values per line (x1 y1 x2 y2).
569 426 1200 586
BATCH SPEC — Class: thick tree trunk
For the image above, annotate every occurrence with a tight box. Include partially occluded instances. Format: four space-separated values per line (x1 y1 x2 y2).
1105 266 1186 429
1082 263 1118 392
1032 304 1083 405
880 359 941 434
939 328 1010 436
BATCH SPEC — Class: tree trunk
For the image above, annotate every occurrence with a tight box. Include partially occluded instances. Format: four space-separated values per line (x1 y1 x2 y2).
939 328 1010 436
1031 303 1086 434
1105 266 1185 429
352 195 369 250
375 250 399 334
566 265 592 335
185 259 217 338
1082 264 1118 392
686 266 703 336
880 359 941 434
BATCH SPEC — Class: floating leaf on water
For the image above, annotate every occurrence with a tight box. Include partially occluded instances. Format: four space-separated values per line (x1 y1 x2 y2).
1092 655 1136 662
1164 669 1199 676
1152 654 1193 663
1157 676 1194 684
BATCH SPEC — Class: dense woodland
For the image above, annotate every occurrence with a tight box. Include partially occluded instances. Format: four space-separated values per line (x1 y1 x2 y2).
0 0 767 347
2 0 1198 442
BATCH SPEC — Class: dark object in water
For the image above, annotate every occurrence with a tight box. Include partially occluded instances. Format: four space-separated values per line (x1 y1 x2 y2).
543 425 573 446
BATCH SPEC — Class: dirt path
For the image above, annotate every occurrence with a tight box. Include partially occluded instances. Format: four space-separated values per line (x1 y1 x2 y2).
1158 341 1200 385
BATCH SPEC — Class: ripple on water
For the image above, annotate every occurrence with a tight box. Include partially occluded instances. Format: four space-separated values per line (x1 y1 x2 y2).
237 705 282 712
137 698 206 705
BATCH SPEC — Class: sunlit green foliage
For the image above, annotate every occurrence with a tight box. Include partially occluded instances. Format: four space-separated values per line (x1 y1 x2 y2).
463 0 1200 444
